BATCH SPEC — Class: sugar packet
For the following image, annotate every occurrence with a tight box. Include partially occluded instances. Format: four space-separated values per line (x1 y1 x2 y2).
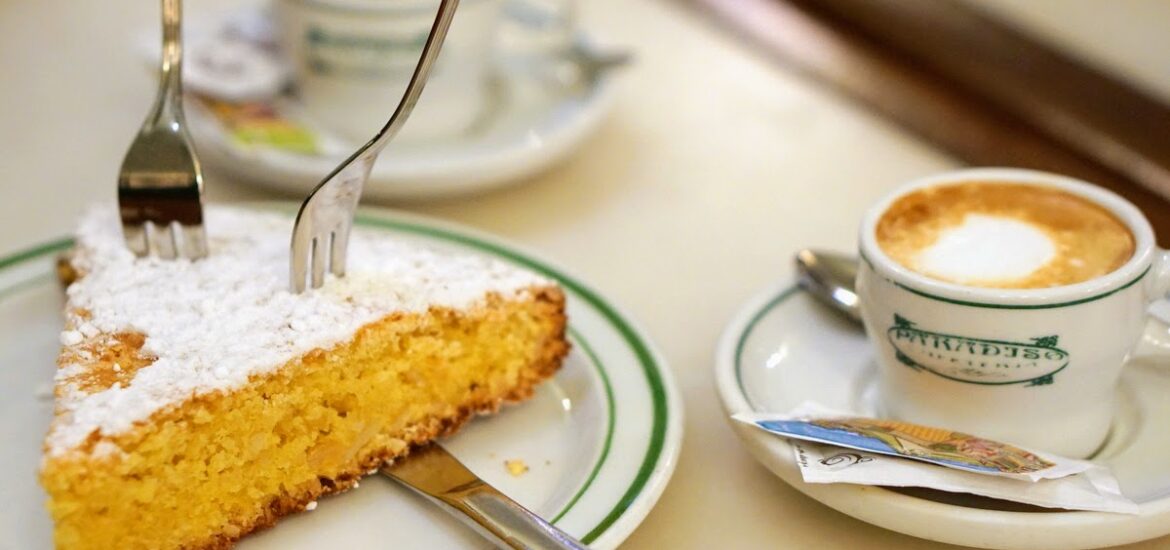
733 402 1092 482
790 440 1138 514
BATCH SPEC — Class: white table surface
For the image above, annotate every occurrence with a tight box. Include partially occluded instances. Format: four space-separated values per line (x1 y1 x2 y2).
3 0 1169 548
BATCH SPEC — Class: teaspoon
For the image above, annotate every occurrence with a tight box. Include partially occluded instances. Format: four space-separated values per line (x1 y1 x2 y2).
794 249 863 324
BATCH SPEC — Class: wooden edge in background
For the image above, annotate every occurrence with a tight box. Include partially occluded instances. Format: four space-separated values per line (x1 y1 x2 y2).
791 0 1170 203
679 0 1170 241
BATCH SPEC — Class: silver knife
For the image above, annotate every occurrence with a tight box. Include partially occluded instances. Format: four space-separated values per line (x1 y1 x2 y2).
381 444 589 550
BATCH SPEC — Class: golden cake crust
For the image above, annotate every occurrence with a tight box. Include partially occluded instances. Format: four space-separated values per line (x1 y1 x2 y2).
43 286 568 549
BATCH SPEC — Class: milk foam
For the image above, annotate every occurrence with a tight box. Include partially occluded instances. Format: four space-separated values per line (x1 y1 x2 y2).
915 214 1056 283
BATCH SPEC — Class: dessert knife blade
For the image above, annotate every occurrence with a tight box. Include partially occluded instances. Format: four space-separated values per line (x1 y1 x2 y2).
381 444 589 550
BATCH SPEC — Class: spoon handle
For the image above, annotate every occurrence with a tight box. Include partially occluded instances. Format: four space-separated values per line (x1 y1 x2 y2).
795 249 863 324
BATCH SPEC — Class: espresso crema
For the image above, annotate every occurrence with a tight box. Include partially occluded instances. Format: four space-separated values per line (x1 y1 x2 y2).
875 182 1135 289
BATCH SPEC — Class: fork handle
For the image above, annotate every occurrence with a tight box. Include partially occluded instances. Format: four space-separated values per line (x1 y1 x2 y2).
154 0 184 125
421 483 590 550
363 0 460 156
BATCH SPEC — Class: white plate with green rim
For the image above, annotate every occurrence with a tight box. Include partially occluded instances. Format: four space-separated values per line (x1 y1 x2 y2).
714 280 1170 550
1 206 681 549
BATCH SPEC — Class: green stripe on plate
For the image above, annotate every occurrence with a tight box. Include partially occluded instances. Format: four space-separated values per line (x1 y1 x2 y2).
0 238 72 272
549 327 617 525
733 286 800 412
0 273 56 306
353 214 670 544
0 238 73 305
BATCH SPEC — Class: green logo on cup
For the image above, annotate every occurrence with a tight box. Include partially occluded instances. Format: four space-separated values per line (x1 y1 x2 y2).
887 315 1068 386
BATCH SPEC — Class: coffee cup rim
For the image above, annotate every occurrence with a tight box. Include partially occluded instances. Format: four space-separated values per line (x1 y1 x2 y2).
859 167 1157 305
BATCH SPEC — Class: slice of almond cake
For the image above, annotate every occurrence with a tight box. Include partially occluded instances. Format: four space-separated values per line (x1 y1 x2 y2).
40 206 569 549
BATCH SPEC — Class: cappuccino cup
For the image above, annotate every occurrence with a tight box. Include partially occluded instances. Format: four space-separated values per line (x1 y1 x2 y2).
857 168 1170 458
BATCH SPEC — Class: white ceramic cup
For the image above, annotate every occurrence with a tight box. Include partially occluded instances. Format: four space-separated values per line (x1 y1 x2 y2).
856 168 1170 458
275 0 570 144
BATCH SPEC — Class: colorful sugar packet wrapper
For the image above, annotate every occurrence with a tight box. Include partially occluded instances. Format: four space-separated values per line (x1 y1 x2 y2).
196 98 320 155
789 441 1137 514
735 402 1089 481
733 402 1138 513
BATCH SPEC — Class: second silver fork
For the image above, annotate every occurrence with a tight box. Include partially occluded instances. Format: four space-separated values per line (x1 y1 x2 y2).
289 0 460 292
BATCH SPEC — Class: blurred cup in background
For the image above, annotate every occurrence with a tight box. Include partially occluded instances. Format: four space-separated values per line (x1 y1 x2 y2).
275 0 573 145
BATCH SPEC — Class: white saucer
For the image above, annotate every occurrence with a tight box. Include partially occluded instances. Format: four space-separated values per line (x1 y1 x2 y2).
1 205 681 549
186 52 617 201
715 280 1170 550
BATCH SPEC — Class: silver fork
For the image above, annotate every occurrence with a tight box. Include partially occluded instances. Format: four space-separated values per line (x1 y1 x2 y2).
118 0 207 260
289 0 460 293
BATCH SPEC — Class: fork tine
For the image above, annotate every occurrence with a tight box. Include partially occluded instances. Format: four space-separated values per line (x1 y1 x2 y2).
123 224 149 257
150 222 179 260
291 229 310 293
180 224 208 259
311 236 328 289
330 227 349 277
291 250 308 294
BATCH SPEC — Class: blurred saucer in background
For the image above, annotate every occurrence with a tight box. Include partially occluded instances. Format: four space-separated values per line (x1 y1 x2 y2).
142 8 624 201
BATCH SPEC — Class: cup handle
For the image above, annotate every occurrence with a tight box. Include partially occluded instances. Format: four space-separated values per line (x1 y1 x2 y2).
1134 249 1170 358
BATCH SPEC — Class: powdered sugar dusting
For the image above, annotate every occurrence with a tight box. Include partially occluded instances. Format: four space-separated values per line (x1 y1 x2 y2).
47 205 549 456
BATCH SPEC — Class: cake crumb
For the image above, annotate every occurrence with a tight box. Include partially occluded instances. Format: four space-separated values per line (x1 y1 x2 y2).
305 501 318 511
505 459 529 477
112 363 122 372
60 330 83 346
